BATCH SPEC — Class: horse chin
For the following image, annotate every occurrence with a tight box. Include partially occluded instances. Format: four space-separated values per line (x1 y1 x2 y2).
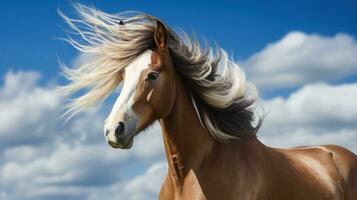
122 138 134 149
108 138 134 149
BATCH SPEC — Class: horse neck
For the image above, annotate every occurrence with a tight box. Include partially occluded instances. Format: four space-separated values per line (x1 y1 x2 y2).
159 74 214 184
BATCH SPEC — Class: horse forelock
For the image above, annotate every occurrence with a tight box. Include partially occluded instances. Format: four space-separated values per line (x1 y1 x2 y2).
61 3 261 140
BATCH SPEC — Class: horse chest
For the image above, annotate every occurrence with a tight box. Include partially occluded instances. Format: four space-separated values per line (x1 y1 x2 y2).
181 170 207 200
170 169 260 200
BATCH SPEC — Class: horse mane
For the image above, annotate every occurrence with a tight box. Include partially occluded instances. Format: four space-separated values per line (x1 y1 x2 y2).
60 4 262 141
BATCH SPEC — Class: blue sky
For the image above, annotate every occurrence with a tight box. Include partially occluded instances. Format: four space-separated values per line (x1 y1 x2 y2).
1 1 357 200
1 0 357 79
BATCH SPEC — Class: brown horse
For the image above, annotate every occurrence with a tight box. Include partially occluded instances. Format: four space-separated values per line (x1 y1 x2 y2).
61 5 357 200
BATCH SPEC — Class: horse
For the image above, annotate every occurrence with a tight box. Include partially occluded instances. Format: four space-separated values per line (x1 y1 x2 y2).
61 5 357 200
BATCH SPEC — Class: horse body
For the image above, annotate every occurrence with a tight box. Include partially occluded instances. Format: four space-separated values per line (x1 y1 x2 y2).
158 74 357 200
61 5 357 199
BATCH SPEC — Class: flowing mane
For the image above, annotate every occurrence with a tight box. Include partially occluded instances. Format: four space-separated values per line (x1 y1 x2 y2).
60 4 261 141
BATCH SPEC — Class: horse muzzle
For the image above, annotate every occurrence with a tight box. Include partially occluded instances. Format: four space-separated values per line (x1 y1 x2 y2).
105 120 136 149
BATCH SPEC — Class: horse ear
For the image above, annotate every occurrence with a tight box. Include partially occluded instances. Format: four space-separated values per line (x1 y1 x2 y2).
154 21 168 49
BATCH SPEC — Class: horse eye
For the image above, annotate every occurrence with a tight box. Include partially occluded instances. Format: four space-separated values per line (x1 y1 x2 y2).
147 72 159 81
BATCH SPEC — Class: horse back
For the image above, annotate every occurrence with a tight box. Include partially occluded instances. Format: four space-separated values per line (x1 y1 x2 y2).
322 145 357 199
282 145 357 200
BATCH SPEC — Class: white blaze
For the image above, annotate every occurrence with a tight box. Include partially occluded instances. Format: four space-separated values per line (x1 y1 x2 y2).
105 50 152 142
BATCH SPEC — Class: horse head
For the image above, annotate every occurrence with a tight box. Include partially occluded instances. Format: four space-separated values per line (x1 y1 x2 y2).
104 21 177 149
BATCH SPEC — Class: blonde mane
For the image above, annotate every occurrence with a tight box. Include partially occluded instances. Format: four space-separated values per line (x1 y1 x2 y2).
60 4 261 141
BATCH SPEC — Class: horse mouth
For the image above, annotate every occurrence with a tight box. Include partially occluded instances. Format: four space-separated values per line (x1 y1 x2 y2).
108 138 133 149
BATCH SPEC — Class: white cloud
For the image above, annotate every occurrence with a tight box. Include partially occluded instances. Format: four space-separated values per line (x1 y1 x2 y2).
3 145 43 164
86 162 167 200
260 128 357 151
122 162 167 200
263 83 357 125
258 82 357 153
0 70 41 98
1 135 165 200
0 71 166 200
244 32 357 90
0 71 62 147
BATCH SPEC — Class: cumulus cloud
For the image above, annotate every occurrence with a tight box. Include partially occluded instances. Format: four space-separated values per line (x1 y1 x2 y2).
121 162 167 200
259 82 357 152
87 162 167 200
0 71 166 200
243 32 357 90
1 133 165 200
0 71 62 147
263 83 357 125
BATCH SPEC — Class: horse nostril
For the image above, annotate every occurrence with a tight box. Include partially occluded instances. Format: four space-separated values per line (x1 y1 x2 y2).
105 129 110 136
115 122 125 138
